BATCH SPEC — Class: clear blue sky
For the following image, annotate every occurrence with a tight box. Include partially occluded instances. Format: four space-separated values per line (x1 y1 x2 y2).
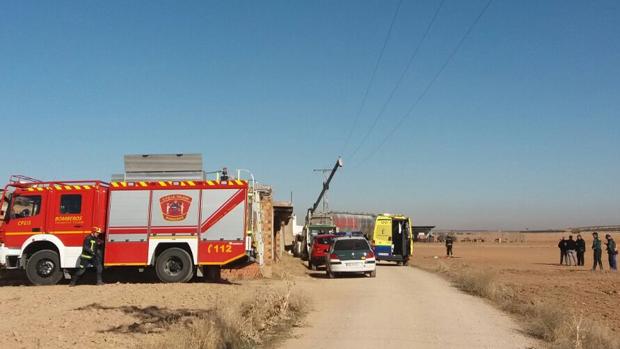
1 1 618 229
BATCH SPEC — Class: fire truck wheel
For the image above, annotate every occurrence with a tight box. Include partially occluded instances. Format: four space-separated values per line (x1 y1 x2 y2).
205 266 221 281
183 266 196 283
25 250 63 286
155 248 193 283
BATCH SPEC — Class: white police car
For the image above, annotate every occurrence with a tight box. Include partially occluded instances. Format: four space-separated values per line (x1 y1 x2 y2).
325 235 376 278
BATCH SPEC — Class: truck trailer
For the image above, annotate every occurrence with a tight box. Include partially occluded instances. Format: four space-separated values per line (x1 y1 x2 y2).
0 175 249 285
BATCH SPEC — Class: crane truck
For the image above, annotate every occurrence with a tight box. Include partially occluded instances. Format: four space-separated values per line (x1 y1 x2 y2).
295 158 343 261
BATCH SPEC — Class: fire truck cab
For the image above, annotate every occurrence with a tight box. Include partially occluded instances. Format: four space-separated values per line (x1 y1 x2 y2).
0 175 249 285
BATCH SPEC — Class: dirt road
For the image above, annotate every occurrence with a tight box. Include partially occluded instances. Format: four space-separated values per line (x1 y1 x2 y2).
281 265 538 349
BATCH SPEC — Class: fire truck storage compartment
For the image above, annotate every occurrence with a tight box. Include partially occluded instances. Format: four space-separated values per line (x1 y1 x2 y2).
199 188 245 241
104 190 151 265
151 189 200 235
104 184 248 266
197 187 247 265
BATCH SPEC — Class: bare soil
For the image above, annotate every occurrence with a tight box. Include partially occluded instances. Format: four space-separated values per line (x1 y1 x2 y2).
412 233 620 334
0 270 294 349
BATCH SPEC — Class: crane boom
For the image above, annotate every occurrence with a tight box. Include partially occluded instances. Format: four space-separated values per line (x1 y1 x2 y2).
294 157 343 260
309 157 343 216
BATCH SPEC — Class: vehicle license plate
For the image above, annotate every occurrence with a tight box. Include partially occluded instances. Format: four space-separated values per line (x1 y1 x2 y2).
348 262 362 267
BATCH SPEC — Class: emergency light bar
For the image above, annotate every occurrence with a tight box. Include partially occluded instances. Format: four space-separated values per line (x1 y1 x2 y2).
334 231 365 237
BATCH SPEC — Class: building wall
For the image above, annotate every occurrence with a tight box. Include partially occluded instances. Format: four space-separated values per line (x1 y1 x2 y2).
259 191 275 264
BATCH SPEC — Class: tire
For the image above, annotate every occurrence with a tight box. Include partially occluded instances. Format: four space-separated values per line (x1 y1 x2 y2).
183 267 196 283
25 250 63 286
155 248 193 283
205 266 221 282
370 270 376 278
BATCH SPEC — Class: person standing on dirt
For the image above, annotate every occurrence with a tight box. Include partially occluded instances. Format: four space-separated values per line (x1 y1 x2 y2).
591 232 604 271
565 235 577 266
558 237 567 265
575 234 586 266
605 234 617 271
70 226 104 286
445 235 454 257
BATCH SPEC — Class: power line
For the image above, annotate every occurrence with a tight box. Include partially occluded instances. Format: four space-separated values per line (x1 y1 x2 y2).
353 0 494 168
347 0 446 162
341 0 404 155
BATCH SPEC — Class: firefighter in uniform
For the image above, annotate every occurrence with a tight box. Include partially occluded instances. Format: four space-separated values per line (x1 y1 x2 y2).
445 235 454 257
70 226 104 286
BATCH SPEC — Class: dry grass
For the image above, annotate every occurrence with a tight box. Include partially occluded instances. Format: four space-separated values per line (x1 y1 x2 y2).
419 262 619 349
141 280 307 349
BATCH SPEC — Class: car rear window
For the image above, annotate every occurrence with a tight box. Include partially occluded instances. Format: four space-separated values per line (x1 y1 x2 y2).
315 236 333 244
333 239 370 251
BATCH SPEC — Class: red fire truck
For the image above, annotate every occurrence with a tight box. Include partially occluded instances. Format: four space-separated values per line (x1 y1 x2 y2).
0 175 249 285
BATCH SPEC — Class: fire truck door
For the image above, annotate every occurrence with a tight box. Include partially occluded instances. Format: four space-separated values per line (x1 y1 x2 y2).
49 190 94 235
4 192 47 236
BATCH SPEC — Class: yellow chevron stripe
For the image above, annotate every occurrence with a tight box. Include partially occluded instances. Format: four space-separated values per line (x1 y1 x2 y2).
111 182 119 187
198 253 246 266
235 179 242 185
104 262 146 266
139 181 147 187
121 182 128 187
53 230 90 234
158 181 167 187
149 235 198 240
188 181 196 186
84 185 91 189
207 180 214 186
5 230 89 236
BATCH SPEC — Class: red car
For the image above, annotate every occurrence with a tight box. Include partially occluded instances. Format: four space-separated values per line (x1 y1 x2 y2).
309 234 335 270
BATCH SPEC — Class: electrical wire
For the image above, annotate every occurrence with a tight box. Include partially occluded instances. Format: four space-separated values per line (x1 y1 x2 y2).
347 0 446 162
341 0 404 155
352 0 494 168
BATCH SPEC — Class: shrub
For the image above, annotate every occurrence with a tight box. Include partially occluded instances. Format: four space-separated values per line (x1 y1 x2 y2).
142 282 307 349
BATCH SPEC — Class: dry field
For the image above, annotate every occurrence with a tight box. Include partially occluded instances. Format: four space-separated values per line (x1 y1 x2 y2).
412 232 619 345
0 269 306 349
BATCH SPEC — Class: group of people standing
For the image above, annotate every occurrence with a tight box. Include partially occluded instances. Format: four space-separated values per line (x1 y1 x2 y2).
558 232 617 271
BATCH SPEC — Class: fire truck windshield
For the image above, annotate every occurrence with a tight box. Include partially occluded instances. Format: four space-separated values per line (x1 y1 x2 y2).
10 195 41 219
0 191 11 221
